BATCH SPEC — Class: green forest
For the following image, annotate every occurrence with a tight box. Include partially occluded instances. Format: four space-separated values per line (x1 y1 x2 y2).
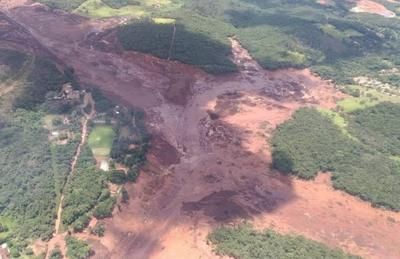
113 0 400 80
33 0 400 80
271 103 400 211
0 45 150 257
0 47 82 256
209 224 360 259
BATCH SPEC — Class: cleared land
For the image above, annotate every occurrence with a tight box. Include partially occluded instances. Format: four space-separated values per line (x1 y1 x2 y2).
88 125 115 157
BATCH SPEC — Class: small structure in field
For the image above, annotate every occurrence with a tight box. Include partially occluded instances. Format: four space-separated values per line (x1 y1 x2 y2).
100 160 110 172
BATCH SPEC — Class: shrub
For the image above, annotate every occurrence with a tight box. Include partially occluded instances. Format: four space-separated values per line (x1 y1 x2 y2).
49 247 63 259
72 214 90 233
92 223 105 237
120 187 129 203
109 170 127 184
127 166 139 182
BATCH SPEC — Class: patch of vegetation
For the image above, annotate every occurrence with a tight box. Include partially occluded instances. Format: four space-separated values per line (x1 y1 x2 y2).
74 0 146 18
93 196 116 219
153 17 176 24
271 108 361 179
65 236 91 259
109 169 128 184
120 186 129 203
208 224 359 259
13 57 68 110
72 214 90 232
337 85 400 112
61 159 108 226
348 102 400 156
34 0 87 11
127 166 139 182
118 19 237 74
90 222 105 237
101 0 140 9
35 0 400 80
271 105 400 211
49 247 63 259
90 88 114 113
110 107 150 170
0 48 27 81
113 0 400 79
88 125 116 157
316 108 354 139
0 49 83 256
90 87 150 183
72 0 178 18
0 110 74 242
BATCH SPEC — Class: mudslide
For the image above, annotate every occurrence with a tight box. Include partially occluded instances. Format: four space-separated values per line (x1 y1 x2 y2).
1 2 400 259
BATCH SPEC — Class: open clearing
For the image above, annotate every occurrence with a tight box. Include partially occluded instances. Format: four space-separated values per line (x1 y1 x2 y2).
88 125 115 157
338 90 400 112
74 0 177 18
1 1 400 259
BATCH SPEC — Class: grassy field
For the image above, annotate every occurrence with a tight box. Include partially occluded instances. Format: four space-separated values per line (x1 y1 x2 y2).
0 216 15 241
74 0 144 18
88 125 115 157
316 108 354 140
338 85 400 112
73 0 180 18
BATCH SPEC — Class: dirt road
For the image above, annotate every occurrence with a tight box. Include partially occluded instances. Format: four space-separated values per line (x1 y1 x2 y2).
1 2 400 259
45 93 95 258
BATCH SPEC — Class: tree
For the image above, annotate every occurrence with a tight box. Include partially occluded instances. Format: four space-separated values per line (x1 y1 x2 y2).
121 187 129 203
65 236 91 259
91 223 105 237
93 197 116 219
109 170 127 184
127 166 139 182
49 247 63 259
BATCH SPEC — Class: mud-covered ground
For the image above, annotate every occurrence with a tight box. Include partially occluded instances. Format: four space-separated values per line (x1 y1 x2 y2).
1 1 400 259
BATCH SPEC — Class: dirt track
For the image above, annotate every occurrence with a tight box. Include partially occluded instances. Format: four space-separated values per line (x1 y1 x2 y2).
1 2 400 259
45 93 95 258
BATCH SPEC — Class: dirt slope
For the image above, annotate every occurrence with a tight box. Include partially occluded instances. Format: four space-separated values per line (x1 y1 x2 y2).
1 2 400 259
350 0 396 17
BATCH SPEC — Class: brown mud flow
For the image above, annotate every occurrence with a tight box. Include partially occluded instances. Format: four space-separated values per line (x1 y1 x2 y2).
1 2 400 259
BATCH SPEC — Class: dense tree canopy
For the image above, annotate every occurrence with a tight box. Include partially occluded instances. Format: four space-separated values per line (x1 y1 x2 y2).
209 224 360 259
271 104 400 211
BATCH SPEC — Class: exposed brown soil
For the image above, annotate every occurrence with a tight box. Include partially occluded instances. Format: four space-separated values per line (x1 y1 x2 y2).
317 0 397 17
1 2 400 259
351 0 396 17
